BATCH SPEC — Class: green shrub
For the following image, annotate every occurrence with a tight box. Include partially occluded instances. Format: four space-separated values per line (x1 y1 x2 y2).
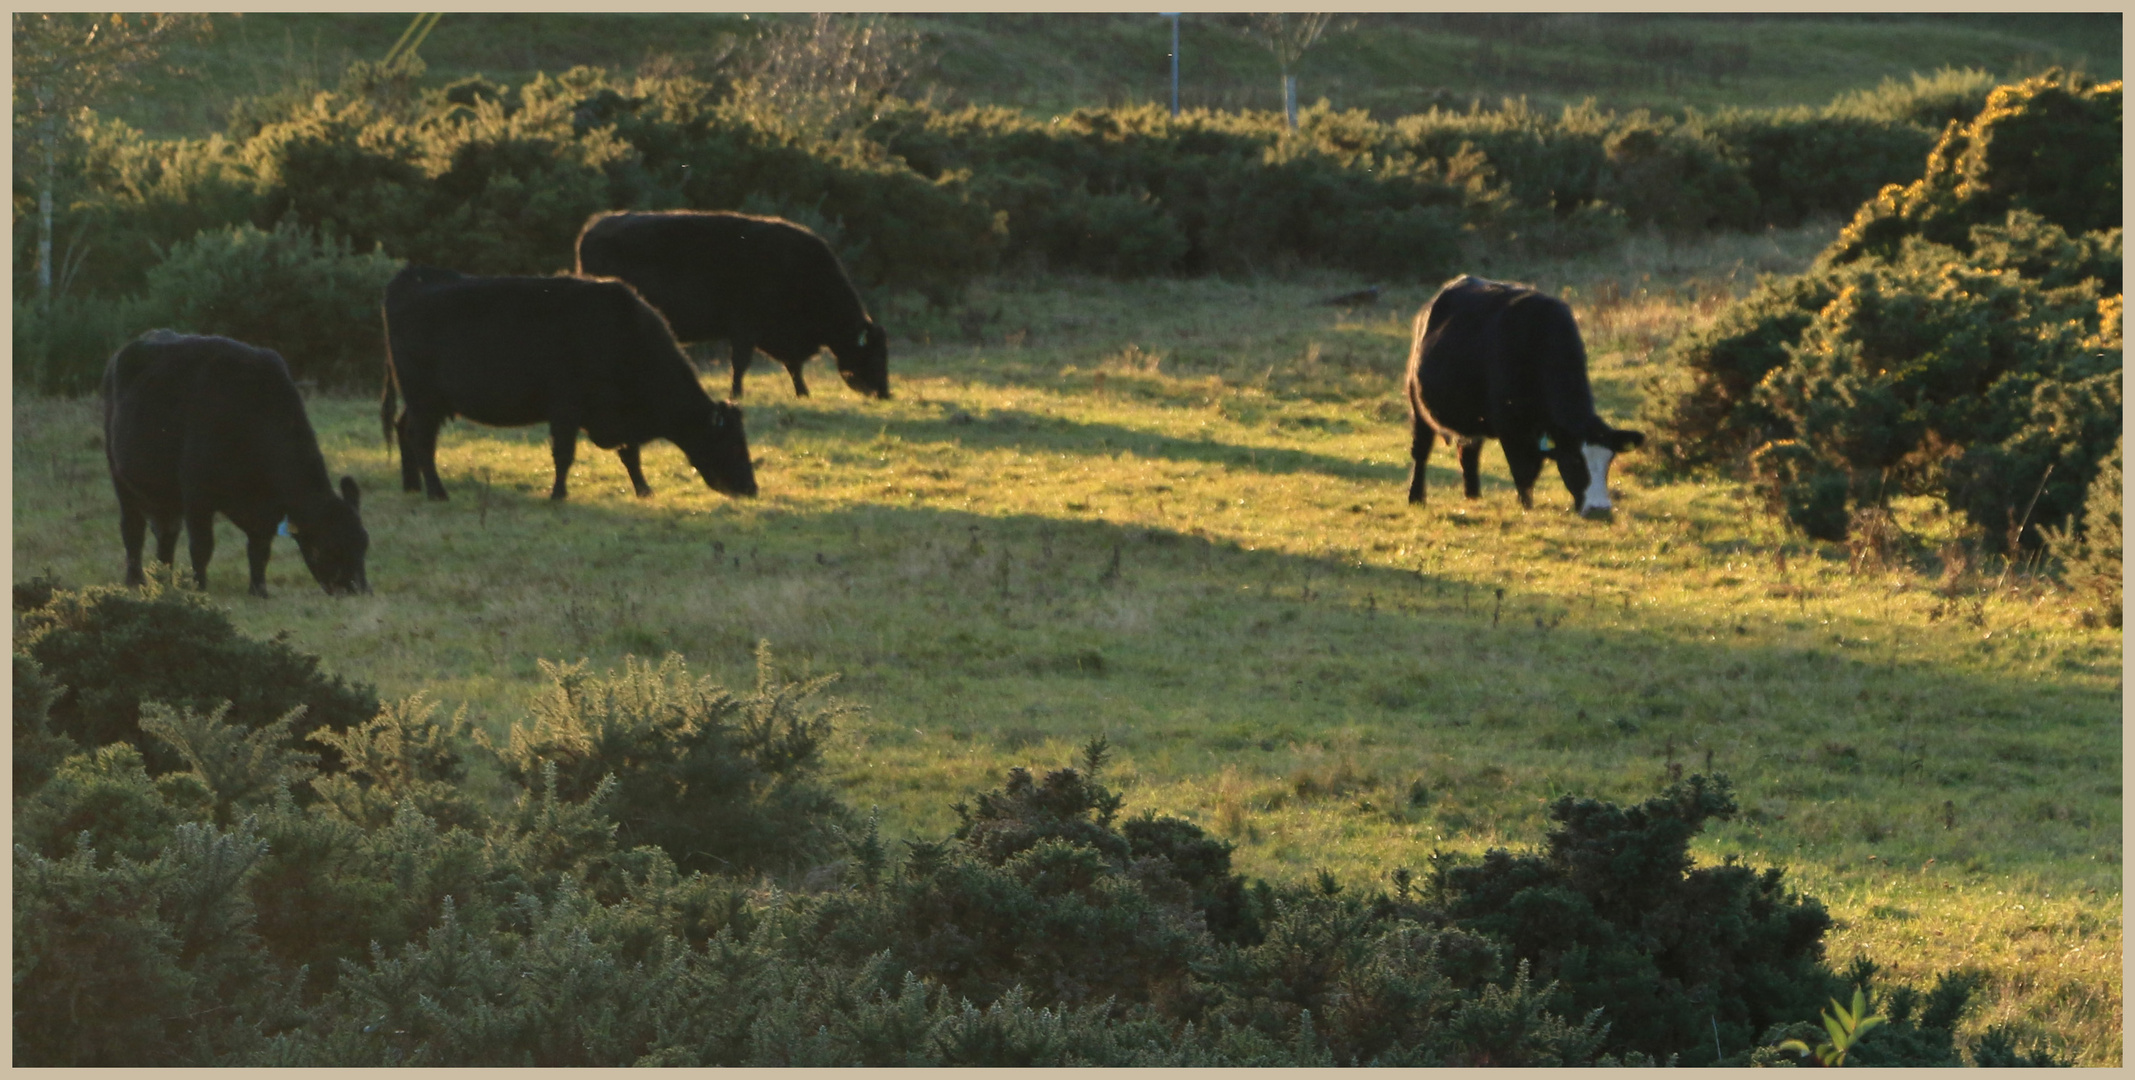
14 653 78 792
14 585 380 776
2043 433 2122 625
12 816 277 1066
1429 774 1839 1065
1649 71 2122 548
493 645 852 876
134 218 403 387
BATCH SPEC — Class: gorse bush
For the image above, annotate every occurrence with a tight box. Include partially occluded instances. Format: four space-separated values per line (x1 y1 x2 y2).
14 584 379 777
1430 774 1838 1066
492 645 853 876
1647 70 2123 552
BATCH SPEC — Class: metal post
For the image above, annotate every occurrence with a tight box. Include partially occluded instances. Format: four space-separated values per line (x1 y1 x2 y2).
1165 13 1180 116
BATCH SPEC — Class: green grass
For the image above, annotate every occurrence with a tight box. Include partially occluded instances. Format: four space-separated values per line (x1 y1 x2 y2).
119 13 2121 138
14 223 2119 1064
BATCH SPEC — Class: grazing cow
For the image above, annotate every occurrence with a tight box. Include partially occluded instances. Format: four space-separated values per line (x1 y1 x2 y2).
382 267 758 501
575 210 890 400
1405 276 1644 519
103 330 369 598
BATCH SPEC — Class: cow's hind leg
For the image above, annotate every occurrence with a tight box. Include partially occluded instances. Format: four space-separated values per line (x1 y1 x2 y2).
1459 438 1486 499
547 418 580 501
1503 436 1545 510
397 410 422 493
117 491 150 586
785 358 810 397
729 339 755 399
618 444 653 497
405 411 450 501
1407 420 1435 505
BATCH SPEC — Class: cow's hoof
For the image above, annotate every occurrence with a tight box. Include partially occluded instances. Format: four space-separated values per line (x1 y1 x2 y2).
633 487 654 498
1581 506 1614 522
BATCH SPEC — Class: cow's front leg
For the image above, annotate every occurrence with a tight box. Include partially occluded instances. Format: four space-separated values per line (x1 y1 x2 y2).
243 525 274 598
786 358 811 397
548 418 580 501
1459 438 1485 499
151 513 182 572
1502 435 1545 510
618 444 653 497
729 339 755 399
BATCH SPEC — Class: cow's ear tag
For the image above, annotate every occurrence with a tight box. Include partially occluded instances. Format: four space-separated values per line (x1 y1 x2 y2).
857 330 869 348
1538 435 1554 452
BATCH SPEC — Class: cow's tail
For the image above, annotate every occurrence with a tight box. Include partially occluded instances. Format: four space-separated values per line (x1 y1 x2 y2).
380 343 398 457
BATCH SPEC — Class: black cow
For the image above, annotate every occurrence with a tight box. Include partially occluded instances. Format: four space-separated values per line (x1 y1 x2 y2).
103 330 369 598
381 267 757 502
575 210 890 400
1405 276 1644 519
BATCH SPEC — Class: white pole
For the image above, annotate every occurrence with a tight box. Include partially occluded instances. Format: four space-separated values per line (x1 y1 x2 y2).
1169 12 1187 116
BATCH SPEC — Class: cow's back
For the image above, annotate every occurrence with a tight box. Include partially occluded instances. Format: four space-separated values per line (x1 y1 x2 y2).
1409 276 1523 436
577 211 864 353
105 333 316 509
385 272 704 442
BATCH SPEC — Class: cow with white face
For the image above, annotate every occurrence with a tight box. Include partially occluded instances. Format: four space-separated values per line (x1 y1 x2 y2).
1404 276 1643 519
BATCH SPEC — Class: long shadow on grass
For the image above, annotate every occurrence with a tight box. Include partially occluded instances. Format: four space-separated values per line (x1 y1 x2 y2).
777 401 1413 486
356 484 2118 811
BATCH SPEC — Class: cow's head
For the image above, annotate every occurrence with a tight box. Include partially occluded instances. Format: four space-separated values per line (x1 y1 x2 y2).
674 401 758 497
831 320 890 399
1553 428 1644 520
292 476 370 595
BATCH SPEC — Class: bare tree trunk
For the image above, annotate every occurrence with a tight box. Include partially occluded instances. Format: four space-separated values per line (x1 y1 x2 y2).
38 116 55 308
1284 72 1297 129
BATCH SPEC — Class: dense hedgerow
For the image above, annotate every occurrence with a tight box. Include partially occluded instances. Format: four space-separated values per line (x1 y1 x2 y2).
14 590 2047 1065
1645 70 2122 551
16 59 1979 393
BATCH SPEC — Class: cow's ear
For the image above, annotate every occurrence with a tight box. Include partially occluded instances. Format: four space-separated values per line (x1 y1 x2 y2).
340 475 362 510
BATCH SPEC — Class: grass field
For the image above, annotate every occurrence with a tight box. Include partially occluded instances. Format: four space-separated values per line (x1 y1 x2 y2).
119 13 2122 137
13 221 2120 1063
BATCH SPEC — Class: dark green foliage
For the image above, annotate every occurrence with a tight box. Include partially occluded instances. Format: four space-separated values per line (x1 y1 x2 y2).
15 585 378 776
1969 1024 2076 1067
493 645 852 876
807 742 1235 1011
11 292 152 395
135 218 403 387
14 58 1983 396
13 652 78 792
12 818 278 1066
1429 775 1840 1065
